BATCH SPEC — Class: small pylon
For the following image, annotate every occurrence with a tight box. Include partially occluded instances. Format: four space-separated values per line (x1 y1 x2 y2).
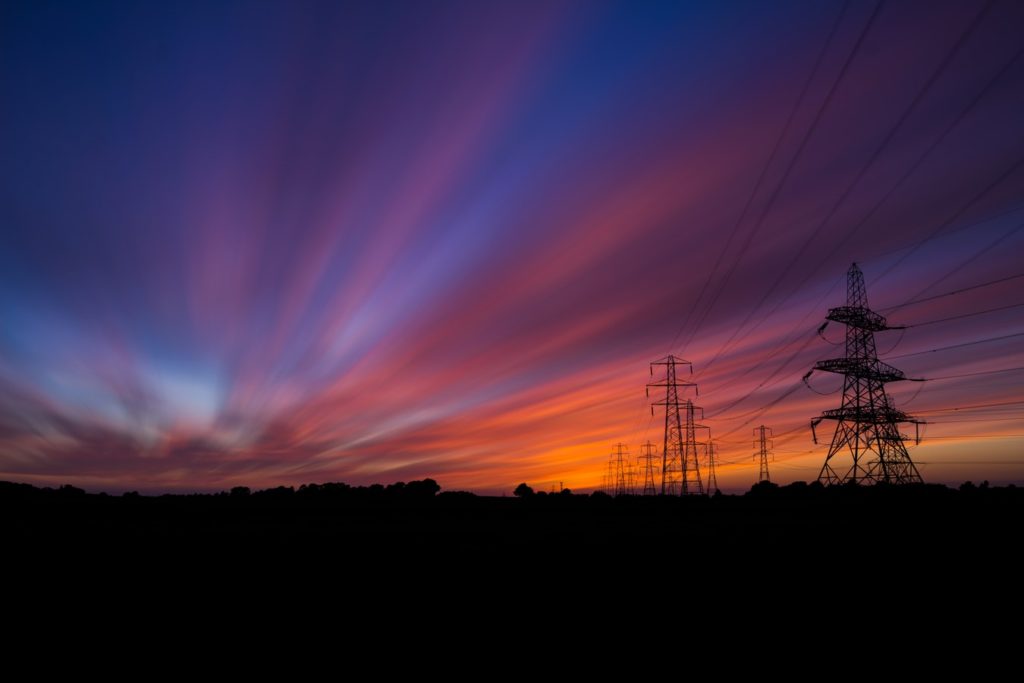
638 441 659 496
612 443 631 497
680 399 706 495
705 440 719 495
754 425 773 483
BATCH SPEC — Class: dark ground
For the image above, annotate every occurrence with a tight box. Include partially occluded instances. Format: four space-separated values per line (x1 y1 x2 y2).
4 479 1020 580
7 478 1013 647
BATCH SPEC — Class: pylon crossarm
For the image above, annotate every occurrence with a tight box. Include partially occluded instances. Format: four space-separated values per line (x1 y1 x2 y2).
813 357 906 382
818 406 912 423
826 305 888 331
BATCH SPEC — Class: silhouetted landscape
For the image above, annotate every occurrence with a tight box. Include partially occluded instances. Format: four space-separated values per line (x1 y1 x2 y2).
5 479 1021 581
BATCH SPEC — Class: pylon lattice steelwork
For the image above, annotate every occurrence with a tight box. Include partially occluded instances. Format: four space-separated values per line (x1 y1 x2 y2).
754 425 773 483
612 443 631 496
808 263 923 485
638 441 659 496
682 399 706 495
705 440 718 495
647 356 704 495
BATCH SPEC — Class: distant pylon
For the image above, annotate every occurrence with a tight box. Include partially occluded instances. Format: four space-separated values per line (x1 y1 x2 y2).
612 443 631 497
681 399 706 495
647 356 699 495
754 425 773 483
807 263 924 484
638 441 659 496
705 440 718 495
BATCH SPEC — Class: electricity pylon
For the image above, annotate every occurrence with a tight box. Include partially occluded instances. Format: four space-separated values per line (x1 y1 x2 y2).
705 440 718 495
612 443 631 496
754 425 773 483
638 441 659 496
807 263 923 484
647 356 702 495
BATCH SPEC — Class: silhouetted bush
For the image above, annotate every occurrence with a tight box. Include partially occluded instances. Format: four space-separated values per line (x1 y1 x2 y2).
254 486 294 498
513 483 534 497
746 481 779 496
405 478 440 497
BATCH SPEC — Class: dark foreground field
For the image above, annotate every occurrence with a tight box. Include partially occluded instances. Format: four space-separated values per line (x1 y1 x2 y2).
4 478 1018 642
4 479 1021 582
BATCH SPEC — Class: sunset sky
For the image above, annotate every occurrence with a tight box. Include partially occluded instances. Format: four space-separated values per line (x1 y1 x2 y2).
1 0 1022 493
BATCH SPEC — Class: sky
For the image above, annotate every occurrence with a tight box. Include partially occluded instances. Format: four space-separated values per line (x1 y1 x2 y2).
1 0 1023 494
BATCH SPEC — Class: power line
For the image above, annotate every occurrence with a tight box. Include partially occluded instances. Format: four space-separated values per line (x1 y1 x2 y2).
666 0 853 355
677 0 886 357
879 272 1024 312
927 365 1024 381
872 155 1024 289
905 302 1024 328
703 256 1022 426
695 1 1000 375
811 41 1024 288
703 280 1021 425
636 17 1023 464
917 461 1024 465
885 332 1024 360
885 216 1024 314
914 434 1024 440
664 29 1022 442
928 416 1024 423
873 200 1024 264
915 399 1024 414
714 382 804 439
704 326 820 417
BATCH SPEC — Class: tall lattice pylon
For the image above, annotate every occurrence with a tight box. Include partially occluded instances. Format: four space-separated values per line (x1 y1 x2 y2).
647 356 699 495
638 441 659 496
807 263 923 484
705 440 718 495
754 425 773 483
612 443 631 496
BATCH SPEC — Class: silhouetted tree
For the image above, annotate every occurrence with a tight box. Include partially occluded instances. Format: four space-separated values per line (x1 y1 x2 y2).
513 483 534 497
230 486 251 497
57 484 85 496
746 480 779 496
405 479 441 497
255 486 294 498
